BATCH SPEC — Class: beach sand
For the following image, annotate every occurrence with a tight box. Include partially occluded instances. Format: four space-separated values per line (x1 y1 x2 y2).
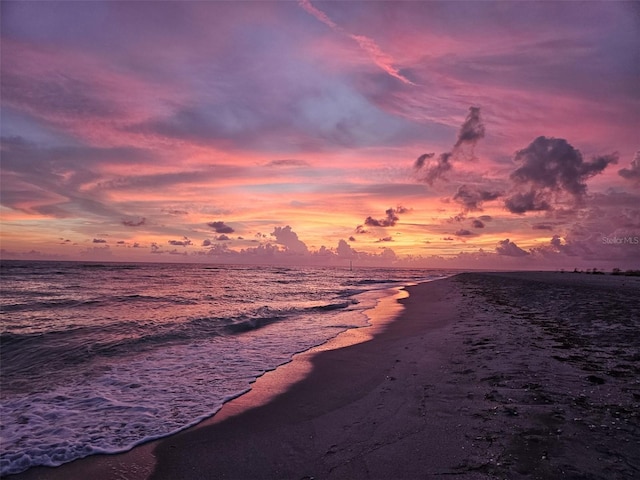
10 272 640 480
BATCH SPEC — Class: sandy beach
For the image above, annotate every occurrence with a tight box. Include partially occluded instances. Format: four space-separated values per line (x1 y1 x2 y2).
9 272 640 480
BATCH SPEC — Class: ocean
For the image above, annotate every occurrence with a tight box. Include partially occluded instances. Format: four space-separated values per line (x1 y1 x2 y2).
0 261 450 476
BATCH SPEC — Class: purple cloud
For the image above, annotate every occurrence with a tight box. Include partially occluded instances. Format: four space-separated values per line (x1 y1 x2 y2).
504 190 551 214
415 152 453 185
168 237 192 247
208 221 234 234
453 184 501 212
496 238 529 256
271 226 308 254
122 217 146 227
364 206 409 228
618 151 640 184
414 107 485 185
454 106 485 149
414 152 435 170
532 223 554 230
505 136 617 213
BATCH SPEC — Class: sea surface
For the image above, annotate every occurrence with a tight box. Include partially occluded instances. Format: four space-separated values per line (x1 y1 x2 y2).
0 261 450 476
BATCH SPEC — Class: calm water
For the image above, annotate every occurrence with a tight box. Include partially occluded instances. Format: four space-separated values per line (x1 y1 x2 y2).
0 261 450 475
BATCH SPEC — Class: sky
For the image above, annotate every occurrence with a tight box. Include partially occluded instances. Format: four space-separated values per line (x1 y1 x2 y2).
1 0 639 269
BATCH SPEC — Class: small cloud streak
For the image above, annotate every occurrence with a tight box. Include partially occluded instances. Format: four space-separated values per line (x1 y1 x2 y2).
122 218 146 227
168 237 192 247
532 223 554 231
298 0 415 85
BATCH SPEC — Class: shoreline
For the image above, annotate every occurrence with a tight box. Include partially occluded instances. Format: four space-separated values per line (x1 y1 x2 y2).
9 272 640 479
7 281 417 480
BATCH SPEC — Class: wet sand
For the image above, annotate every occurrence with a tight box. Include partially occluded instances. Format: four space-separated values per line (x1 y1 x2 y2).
10 272 640 479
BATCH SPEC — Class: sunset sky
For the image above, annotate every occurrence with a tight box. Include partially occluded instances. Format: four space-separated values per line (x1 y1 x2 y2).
1 1 639 269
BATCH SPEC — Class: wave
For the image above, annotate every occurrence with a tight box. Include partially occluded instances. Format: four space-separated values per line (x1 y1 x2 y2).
309 300 356 311
1 299 358 383
1 294 197 313
346 278 404 286
1 298 101 313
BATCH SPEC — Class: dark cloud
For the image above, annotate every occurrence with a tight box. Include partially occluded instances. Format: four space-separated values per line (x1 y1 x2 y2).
531 235 577 258
364 206 408 227
168 237 192 246
478 215 493 222
414 152 435 170
453 184 502 212
455 229 474 236
355 225 368 234
496 238 529 256
454 106 485 149
376 236 394 242
471 219 485 228
92 238 107 243
505 136 617 213
442 237 454 241
415 152 453 185
618 151 640 184
216 234 231 241
550 235 567 251
202 239 212 247
504 190 551 214
532 223 554 230
122 218 146 227
348 236 356 242
414 107 485 185
116 240 125 245
207 221 234 234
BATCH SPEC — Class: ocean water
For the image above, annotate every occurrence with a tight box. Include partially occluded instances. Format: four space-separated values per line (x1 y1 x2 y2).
0 261 449 476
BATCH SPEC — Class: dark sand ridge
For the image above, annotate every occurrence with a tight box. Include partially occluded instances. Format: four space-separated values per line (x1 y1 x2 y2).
9 272 640 480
